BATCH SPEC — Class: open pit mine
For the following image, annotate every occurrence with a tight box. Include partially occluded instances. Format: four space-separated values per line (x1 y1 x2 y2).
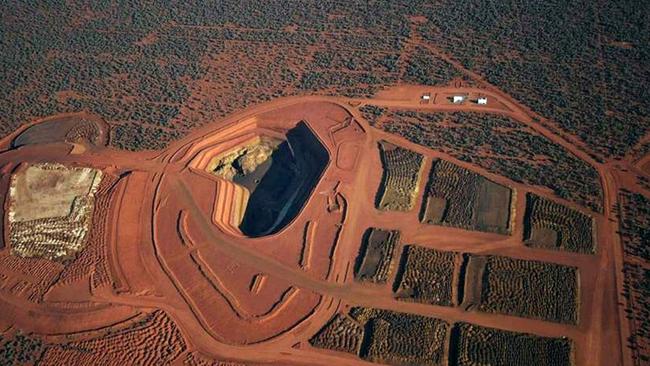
0 96 627 366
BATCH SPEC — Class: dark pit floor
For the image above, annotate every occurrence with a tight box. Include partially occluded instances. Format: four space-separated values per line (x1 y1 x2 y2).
239 121 328 237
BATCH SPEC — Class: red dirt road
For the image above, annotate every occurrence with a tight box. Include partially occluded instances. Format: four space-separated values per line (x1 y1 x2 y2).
0 90 639 365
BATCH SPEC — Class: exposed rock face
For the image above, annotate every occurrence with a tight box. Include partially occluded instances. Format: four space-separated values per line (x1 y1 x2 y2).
205 123 328 237
211 136 281 181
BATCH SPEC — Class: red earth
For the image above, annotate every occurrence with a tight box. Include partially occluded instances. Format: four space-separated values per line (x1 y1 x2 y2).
0 88 645 365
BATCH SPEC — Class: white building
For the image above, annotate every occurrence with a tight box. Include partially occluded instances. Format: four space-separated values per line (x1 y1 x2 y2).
452 95 465 104
477 97 488 105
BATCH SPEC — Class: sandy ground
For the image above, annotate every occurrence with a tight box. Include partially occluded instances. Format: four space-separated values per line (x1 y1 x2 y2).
0 87 641 365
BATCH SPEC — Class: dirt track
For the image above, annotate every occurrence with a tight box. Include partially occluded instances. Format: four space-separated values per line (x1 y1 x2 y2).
0 88 640 365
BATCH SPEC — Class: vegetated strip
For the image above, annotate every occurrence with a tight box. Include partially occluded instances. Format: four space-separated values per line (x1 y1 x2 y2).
366 107 603 213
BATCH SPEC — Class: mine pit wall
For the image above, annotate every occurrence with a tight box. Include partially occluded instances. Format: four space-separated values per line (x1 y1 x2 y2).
239 121 330 237
182 117 260 163
196 121 330 239
185 125 291 238
186 123 284 172
196 134 261 172
212 178 249 236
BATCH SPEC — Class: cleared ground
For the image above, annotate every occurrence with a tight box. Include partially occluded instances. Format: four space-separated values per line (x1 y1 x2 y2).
354 228 400 283
393 245 457 306
12 113 108 150
7 163 102 260
451 322 573 366
421 159 512 234
465 255 579 325
523 193 595 254
0 95 630 366
376 141 424 212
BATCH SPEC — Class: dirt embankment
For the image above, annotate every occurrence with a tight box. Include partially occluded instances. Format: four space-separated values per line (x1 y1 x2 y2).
0 94 628 366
